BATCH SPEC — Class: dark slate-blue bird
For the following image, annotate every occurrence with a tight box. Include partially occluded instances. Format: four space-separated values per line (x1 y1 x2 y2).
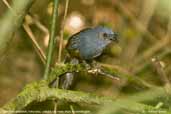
50 26 119 89
66 26 118 61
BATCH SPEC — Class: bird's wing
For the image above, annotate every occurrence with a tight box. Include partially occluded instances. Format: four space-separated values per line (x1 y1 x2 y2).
67 35 80 50
66 28 92 50
79 33 104 60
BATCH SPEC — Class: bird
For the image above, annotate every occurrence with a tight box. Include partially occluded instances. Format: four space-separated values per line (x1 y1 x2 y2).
50 26 119 89
66 26 118 61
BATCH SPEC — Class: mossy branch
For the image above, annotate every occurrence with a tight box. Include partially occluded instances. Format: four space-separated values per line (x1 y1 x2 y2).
0 63 170 113
2 80 113 110
1 80 168 113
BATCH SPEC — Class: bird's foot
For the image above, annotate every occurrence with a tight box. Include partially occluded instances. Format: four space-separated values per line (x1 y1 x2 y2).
82 60 91 70
88 68 101 75
83 60 120 81
91 60 101 69
98 70 120 81
88 64 120 81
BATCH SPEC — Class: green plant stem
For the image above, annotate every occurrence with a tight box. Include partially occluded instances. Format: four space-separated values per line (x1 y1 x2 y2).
44 0 59 79
58 0 70 63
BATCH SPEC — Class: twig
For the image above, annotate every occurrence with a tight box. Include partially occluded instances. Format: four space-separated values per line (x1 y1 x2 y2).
120 0 158 63
70 105 75 114
57 0 70 63
52 0 68 111
2 0 47 65
44 0 59 79
100 63 132 75
116 1 158 43
23 23 46 64
30 14 49 34
133 10 171 69
55 0 70 111
53 101 57 114
47 62 154 91
133 48 171 74
151 58 171 93
134 37 170 66
100 63 155 88
44 0 60 112
2 0 13 12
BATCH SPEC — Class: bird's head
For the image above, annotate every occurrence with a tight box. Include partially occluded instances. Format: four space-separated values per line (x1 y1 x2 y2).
95 26 119 43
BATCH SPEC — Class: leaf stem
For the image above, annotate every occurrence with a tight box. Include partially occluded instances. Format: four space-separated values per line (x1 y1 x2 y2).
44 0 59 79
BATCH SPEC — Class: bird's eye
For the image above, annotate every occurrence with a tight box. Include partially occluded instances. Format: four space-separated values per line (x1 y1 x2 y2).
103 33 108 37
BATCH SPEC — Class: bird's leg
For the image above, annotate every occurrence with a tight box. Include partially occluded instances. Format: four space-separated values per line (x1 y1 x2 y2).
82 60 91 70
88 60 120 81
87 60 101 75
59 72 75 89
59 58 79 89
91 60 101 69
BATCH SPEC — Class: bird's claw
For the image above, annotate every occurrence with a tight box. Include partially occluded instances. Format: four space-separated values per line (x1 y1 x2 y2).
88 67 120 81
88 68 101 75
82 61 91 70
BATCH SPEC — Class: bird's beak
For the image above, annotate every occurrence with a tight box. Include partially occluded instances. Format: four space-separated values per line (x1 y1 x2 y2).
108 33 119 43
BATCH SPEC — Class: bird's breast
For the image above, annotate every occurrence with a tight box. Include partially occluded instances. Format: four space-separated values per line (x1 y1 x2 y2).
79 37 106 60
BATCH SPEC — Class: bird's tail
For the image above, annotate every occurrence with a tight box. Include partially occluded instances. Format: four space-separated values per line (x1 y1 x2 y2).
49 56 79 89
59 57 79 89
